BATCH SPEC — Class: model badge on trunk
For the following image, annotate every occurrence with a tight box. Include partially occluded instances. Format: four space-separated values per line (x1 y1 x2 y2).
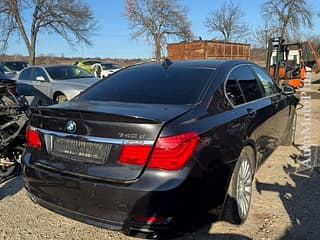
66 120 76 133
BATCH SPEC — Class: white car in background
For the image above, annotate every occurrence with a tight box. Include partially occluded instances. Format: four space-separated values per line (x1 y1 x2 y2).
92 62 122 78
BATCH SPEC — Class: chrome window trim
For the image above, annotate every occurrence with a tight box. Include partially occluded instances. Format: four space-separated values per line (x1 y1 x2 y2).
229 92 281 109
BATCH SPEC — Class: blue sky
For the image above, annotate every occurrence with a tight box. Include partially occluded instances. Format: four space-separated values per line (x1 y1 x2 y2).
6 0 320 59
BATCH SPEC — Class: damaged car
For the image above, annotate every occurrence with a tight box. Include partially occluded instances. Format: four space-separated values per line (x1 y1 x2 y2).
0 74 28 183
22 59 298 238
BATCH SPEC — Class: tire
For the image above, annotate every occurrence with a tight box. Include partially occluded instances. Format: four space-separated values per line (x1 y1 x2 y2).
282 111 297 146
222 146 255 224
54 93 68 104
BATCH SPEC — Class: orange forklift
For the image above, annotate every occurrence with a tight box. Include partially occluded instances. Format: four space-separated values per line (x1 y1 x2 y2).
266 37 320 88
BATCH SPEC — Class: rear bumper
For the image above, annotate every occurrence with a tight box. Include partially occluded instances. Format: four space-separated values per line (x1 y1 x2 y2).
22 155 199 237
26 191 175 238
26 192 123 230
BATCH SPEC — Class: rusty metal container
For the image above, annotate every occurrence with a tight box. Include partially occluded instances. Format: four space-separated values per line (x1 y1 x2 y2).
167 40 250 61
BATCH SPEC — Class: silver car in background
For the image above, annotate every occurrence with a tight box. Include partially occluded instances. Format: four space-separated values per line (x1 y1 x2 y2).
15 64 100 106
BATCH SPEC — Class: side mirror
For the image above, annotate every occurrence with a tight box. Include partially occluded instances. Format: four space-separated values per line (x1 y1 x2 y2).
282 84 295 95
35 76 46 81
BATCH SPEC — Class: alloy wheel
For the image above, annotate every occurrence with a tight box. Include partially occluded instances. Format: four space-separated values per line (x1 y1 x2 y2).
236 158 253 220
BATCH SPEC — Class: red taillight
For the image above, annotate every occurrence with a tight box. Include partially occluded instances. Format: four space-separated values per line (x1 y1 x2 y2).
147 132 199 170
26 126 41 148
119 145 152 165
118 132 199 171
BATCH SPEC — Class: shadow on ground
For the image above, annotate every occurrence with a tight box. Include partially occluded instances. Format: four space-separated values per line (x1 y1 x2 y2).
168 213 252 240
312 79 320 84
256 145 320 240
0 175 24 201
173 233 252 240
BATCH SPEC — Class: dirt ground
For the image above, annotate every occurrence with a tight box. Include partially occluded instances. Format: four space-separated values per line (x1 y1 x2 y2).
1 81 319 240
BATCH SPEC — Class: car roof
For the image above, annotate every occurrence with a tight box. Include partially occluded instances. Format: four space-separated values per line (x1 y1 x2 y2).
24 64 78 68
2 61 29 63
127 59 251 70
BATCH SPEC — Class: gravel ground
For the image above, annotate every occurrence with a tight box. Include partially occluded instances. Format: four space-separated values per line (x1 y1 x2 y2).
1 82 319 240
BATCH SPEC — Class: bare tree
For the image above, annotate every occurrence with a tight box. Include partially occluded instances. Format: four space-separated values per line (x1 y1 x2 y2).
251 23 281 49
204 1 250 42
308 34 320 56
0 0 97 65
252 28 269 49
315 12 320 48
125 0 193 61
261 0 312 40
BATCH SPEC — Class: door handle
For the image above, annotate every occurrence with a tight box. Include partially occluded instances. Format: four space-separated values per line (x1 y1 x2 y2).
247 108 256 118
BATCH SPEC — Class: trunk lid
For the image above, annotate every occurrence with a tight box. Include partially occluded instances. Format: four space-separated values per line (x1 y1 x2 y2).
29 100 192 182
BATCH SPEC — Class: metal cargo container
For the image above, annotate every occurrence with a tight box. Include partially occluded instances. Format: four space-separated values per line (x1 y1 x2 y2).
167 40 250 61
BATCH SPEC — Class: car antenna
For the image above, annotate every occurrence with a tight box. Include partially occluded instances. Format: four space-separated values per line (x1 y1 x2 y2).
162 58 173 69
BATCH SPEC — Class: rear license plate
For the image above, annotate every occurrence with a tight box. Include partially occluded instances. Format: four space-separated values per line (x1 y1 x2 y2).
52 136 109 162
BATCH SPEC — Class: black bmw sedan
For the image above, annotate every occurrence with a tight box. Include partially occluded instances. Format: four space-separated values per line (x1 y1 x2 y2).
22 59 297 237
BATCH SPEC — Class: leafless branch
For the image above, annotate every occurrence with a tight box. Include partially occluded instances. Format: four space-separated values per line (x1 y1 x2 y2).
261 0 312 40
0 0 97 64
125 0 193 60
204 1 250 42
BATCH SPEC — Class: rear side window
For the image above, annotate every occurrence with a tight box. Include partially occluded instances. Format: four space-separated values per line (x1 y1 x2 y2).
78 65 214 104
225 73 245 106
233 66 263 102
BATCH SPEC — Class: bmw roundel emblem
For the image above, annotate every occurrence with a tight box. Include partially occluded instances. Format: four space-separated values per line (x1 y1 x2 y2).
66 120 76 133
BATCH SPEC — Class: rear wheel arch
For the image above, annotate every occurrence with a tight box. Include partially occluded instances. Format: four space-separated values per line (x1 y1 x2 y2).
220 144 256 224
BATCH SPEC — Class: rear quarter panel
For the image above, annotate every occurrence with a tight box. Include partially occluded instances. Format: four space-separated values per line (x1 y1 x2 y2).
159 63 280 212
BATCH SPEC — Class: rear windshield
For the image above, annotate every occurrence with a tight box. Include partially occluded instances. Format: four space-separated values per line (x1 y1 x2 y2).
46 65 94 80
77 65 214 104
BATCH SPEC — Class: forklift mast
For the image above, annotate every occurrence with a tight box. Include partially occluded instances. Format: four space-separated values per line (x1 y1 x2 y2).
266 37 284 85
266 37 320 88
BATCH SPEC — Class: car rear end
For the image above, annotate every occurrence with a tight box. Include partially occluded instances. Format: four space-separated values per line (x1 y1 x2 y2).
22 62 216 236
